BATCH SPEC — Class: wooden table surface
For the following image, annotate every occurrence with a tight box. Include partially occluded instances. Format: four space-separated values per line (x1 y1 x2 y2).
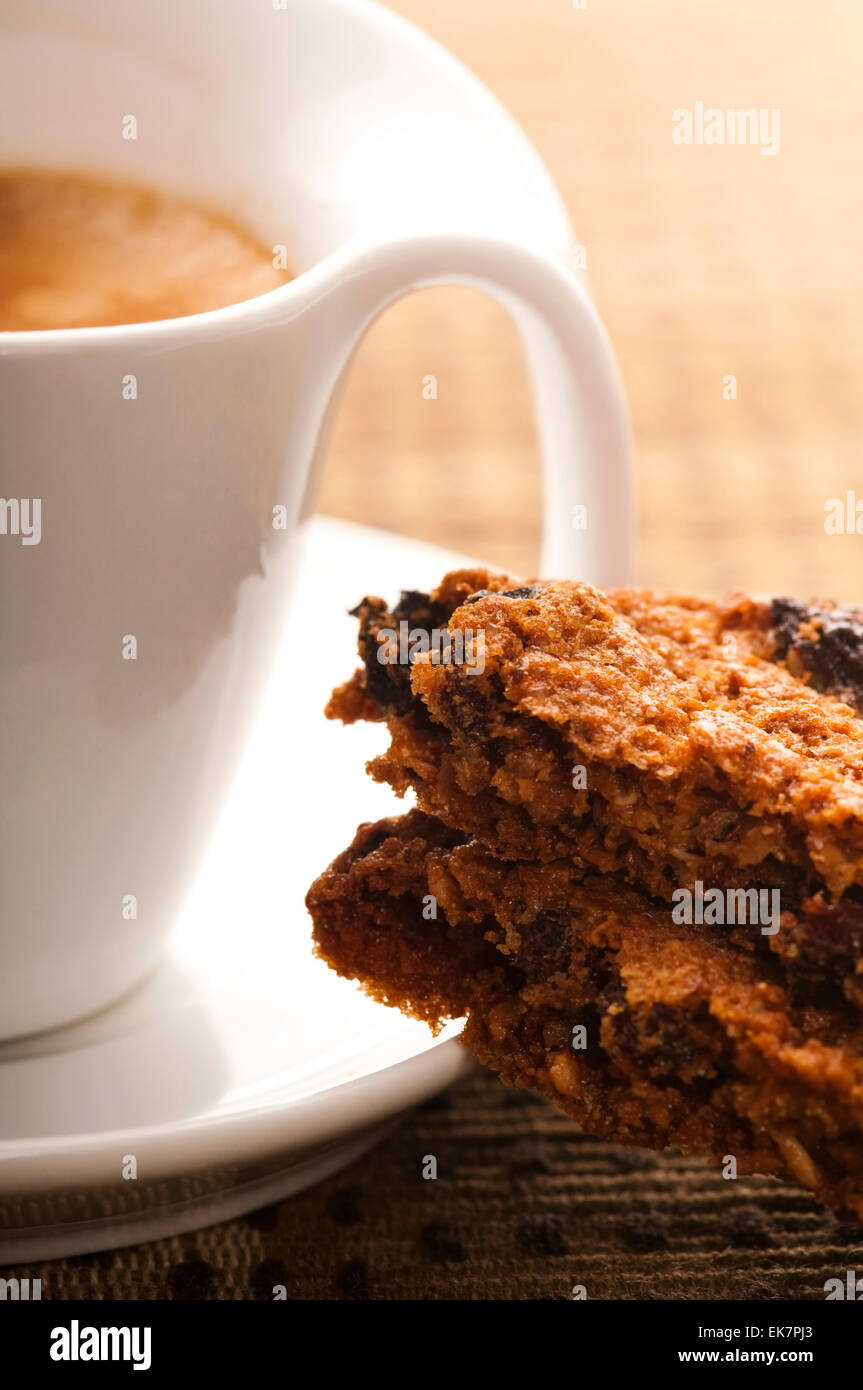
319 0 863 602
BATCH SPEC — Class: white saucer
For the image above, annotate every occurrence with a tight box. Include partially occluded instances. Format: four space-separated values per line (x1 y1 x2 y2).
0 517 474 1263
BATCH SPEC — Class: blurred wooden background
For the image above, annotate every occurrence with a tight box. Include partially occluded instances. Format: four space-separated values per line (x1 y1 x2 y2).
318 0 863 601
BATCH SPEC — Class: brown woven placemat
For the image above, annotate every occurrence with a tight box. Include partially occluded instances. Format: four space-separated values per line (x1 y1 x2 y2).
322 0 863 605
13 1069 863 1300
13 0 863 1297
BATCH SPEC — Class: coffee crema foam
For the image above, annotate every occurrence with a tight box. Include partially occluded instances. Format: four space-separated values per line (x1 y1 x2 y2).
0 169 291 330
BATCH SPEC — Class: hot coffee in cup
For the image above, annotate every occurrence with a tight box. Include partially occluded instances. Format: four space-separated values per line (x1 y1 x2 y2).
0 169 289 331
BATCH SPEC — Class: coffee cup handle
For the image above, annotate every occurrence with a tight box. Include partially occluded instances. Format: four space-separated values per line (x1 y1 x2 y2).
320 233 633 584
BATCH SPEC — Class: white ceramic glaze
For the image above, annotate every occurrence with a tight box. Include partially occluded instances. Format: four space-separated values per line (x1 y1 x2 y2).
0 0 632 1038
0 519 475 1261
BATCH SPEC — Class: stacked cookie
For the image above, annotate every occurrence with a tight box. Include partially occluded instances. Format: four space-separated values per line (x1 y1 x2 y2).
307 570 863 1215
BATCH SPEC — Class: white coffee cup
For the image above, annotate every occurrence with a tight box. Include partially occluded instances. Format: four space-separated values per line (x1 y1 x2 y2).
0 0 632 1040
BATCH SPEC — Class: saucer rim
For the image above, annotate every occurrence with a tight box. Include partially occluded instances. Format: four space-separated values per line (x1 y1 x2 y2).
0 517 478 1198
